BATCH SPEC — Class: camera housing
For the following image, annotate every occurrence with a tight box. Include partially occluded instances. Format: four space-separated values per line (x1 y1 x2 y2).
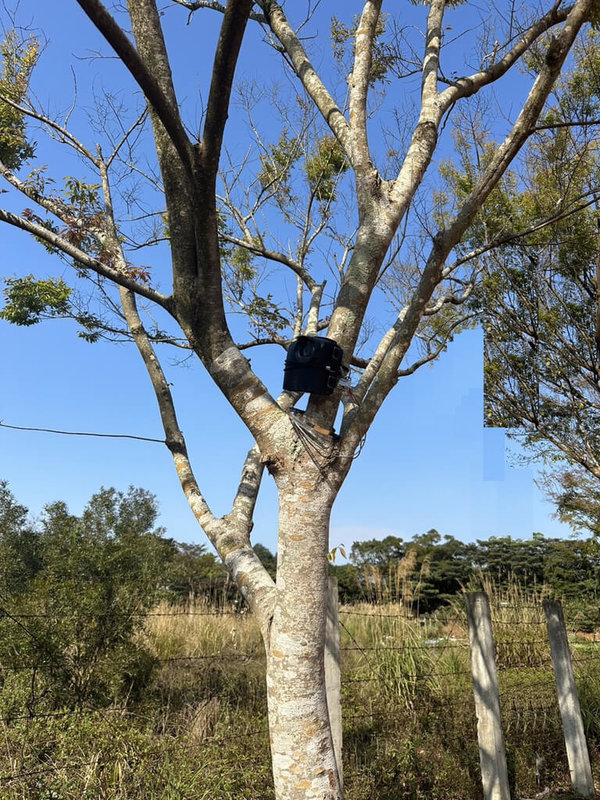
283 336 344 395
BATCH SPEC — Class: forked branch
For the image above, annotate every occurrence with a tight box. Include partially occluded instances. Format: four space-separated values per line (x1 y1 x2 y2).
345 0 596 451
439 3 572 109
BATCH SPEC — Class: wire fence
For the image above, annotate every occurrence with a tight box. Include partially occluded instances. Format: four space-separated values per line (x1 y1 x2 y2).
0 596 599 794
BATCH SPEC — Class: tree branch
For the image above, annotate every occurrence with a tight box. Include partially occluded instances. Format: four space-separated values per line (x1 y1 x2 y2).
96 159 276 625
170 0 266 24
423 280 476 314
256 0 352 158
439 3 572 110
229 445 264 527
236 336 287 350
529 117 600 133
306 282 325 336
344 0 596 454
0 208 171 309
105 108 149 168
348 0 382 171
449 189 600 272
0 94 98 164
0 159 72 220
220 232 317 291
422 0 445 101
351 314 404 405
201 0 254 175
75 0 193 172
119 287 217 527
397 313 477 377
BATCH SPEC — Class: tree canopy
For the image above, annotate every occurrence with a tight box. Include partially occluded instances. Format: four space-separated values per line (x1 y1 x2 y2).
435 30 600 534
338 529 600 608
0 482 171 708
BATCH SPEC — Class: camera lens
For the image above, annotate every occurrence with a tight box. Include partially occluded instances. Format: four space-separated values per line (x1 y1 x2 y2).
295 337 316 362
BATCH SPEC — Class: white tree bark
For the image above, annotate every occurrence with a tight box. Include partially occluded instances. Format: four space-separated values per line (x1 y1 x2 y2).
267 475 342 800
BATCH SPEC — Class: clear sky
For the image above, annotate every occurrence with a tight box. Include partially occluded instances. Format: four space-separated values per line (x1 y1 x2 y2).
0 1 581 557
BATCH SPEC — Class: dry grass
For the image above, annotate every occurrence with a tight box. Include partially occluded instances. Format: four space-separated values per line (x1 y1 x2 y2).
339 601 472 712
466 576 552 670
359 549 433 613
142 600 263 661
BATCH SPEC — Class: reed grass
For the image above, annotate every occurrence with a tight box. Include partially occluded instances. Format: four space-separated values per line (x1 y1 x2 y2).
359 549 433 615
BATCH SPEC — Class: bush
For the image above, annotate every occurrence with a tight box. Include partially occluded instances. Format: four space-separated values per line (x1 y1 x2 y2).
0 484 175 710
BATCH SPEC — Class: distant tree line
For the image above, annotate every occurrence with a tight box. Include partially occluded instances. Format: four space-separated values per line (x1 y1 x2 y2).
2 482 598 619
329 529 600 611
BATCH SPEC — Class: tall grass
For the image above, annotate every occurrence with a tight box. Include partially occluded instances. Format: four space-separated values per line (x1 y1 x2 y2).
1 587 599 798
141 599 267 749
340 602 471 713
142 600 263 661
459 575 552 669
360 549 432 615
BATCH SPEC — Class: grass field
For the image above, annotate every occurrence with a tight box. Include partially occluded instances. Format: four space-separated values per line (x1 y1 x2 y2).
1 589 599 799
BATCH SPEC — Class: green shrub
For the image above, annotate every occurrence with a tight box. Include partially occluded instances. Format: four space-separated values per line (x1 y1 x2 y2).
0 485 174 710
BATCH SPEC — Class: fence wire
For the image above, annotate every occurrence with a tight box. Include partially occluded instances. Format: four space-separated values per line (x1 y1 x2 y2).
0 595 599 793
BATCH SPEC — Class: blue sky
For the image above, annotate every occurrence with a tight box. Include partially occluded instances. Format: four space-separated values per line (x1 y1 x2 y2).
2 287 575 553
0 1 581 556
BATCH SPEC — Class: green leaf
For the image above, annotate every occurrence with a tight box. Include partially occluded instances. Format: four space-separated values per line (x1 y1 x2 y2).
0 275 71 325
304 135 348 203
257 129 301 204
0 31 39 170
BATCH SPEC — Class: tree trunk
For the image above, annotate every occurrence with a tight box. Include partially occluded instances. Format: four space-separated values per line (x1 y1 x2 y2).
266 478 342 800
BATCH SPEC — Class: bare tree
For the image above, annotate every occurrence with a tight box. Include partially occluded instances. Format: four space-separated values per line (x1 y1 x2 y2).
0 2 597 797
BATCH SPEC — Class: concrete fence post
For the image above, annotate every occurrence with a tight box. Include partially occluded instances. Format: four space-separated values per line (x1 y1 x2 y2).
543 598 594 798
325 576 343 790
466 592 511 800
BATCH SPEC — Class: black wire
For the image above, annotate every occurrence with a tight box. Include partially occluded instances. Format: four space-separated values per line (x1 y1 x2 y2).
341 642 469 652
2 707 130 725
157 653 262 663
0 759 98 783
0 421 165 444
2 609 243 619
